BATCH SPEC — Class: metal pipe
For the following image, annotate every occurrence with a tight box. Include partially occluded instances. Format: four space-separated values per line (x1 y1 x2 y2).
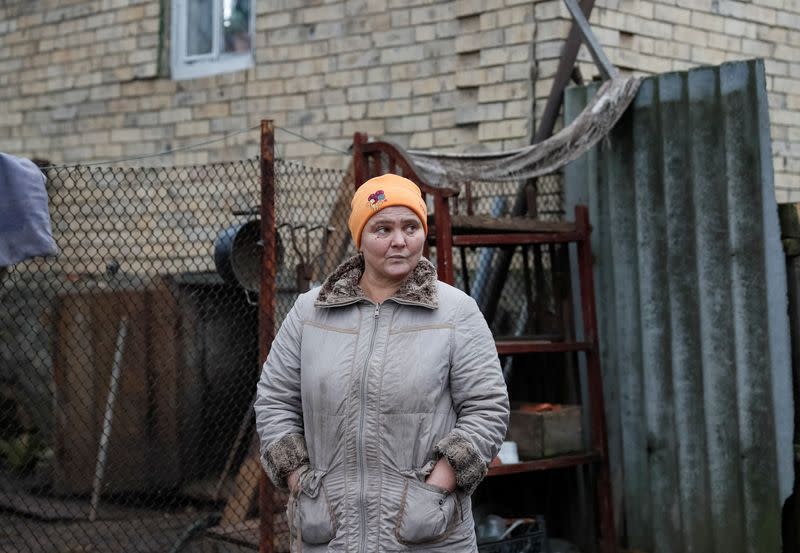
88 317 128 522
258 120 277 553
214 390 258 502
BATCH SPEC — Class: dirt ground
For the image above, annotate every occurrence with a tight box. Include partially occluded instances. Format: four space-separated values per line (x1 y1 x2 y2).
0 509 263 553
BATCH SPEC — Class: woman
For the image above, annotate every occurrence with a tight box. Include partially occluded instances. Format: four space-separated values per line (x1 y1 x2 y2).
255 173 509 552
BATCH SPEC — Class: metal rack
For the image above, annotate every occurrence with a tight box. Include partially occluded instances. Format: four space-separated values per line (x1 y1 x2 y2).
353 133 617 553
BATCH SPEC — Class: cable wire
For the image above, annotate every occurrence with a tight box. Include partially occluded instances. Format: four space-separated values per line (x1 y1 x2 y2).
39 122 349 169
275 125 350 155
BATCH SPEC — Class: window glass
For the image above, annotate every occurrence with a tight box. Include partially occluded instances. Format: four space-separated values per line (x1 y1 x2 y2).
186 0 214 57
172 0 255 80
223 0 252 54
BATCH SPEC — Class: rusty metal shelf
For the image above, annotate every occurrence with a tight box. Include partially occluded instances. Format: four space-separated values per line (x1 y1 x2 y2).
429 215 579 235
486 451 602 477
495 338 594 355
352 133 617 551
451 231 586 247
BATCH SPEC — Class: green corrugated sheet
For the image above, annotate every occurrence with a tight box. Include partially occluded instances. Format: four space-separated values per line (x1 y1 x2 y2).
564 59 792 553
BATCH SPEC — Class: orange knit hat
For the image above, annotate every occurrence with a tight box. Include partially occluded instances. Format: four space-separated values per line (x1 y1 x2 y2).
348 174 428 249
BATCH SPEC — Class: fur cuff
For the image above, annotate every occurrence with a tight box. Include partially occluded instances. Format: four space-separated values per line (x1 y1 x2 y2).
261 433 309 491
434 433 488 495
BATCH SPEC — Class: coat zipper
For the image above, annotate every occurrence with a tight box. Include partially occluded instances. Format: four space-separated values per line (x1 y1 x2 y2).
358 302 380 552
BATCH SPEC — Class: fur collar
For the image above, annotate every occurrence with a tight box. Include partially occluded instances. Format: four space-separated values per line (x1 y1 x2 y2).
315 254 438 309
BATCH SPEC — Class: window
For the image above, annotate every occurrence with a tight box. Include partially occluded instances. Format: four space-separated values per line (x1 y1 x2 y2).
171 0 254 80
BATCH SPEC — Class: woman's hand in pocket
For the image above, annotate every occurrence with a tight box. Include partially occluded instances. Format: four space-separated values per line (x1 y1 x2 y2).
425 457 456 493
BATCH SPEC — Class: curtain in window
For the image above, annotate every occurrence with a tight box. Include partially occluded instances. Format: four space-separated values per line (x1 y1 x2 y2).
223 0 251 53
187 0 213 57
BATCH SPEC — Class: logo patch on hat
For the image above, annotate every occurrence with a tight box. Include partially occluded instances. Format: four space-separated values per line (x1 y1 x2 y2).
367 190 386 210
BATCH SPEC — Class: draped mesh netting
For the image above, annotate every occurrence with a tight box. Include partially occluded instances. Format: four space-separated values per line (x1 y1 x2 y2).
407 76 641 187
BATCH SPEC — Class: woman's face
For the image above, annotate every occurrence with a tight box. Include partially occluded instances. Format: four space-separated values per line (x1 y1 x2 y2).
360 206 425 283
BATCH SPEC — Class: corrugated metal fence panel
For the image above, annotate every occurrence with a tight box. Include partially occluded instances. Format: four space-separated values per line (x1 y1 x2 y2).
564 59 793 553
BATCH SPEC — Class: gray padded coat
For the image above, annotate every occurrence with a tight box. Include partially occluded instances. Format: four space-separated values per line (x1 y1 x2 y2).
255 255 509 552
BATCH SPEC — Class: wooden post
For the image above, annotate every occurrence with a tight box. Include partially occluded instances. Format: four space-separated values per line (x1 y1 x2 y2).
259 120 277 553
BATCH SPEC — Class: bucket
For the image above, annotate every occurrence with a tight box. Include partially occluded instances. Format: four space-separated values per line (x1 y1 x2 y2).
213 220 281 293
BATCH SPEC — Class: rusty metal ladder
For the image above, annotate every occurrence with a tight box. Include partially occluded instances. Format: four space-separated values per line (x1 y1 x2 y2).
352 133 618 553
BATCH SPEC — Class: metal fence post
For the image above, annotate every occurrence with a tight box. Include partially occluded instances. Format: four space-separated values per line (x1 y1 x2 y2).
259 119 277 553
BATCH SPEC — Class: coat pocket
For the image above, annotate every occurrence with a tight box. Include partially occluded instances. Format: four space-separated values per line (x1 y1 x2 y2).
395 478 461 545
289 471 337 545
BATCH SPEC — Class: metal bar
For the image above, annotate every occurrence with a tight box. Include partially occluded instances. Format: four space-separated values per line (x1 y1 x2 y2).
434 194 455 284
214 390 258 501
259 476 271 553
356 136 460 286
554 238 594 547
88 317 128 522
371 151 382 177
479 0 595 324
452 232 586 246
495 340 593 355
533 244 546 332
447 214 578 234
259 120 277 553
575 205 617 553
353 132 368 187
459 247 471 295
360 141 459 197
486 451 602 476
563 0 618 81
521 246 535 333
481 0 594 324
534 0 596 144
555 243 572 348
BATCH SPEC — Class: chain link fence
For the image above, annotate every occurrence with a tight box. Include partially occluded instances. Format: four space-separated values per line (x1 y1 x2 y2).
1 138 567 553
0 152 352 553
433 173 567 339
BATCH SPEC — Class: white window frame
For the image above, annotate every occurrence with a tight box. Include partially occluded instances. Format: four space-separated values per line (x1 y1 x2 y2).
171 0 255 81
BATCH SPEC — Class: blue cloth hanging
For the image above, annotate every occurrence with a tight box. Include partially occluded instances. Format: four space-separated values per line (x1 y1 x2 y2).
0 153 58 266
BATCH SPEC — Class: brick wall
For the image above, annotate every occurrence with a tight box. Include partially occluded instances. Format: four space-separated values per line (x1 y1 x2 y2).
0 0 538 171
534 0 800 201
0 0 539 276
0 0 797 193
